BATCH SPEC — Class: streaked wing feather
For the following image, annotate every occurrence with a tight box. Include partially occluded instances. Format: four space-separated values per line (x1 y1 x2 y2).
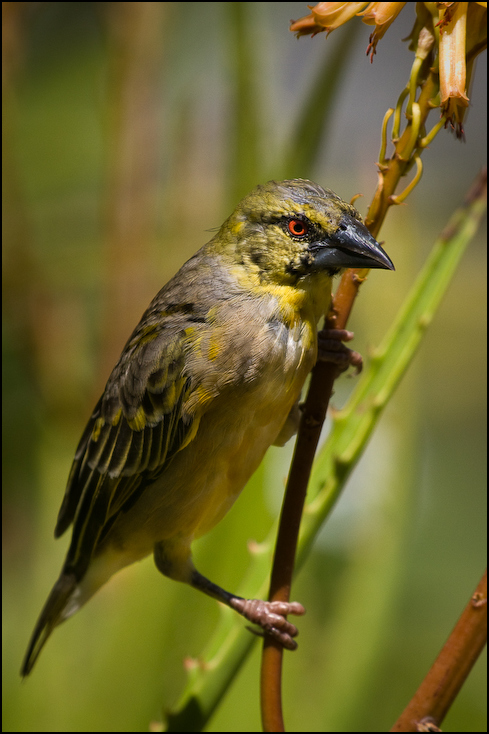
54 319 197 575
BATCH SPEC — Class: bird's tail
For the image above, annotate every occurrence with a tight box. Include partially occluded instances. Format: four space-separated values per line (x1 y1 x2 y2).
21 571 77 677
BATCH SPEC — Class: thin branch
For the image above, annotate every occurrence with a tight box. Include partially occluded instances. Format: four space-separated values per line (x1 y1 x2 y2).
261 52 455 730
390 569 487 732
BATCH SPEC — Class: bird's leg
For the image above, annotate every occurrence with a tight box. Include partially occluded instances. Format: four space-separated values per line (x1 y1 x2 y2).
154 542 305 649
317 327 363 374
190 570 305 650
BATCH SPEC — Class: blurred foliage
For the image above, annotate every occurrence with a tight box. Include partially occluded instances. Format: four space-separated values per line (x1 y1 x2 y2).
3 2 486 732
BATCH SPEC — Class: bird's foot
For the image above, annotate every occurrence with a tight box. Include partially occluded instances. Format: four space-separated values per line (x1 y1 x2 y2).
317 328 362 374
229 597 305 650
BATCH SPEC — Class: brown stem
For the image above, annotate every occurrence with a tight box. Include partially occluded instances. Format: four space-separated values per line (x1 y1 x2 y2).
260 64 443 734
390 570 487 732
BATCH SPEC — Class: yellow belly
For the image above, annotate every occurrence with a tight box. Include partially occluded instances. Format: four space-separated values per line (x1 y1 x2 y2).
102 359 308 558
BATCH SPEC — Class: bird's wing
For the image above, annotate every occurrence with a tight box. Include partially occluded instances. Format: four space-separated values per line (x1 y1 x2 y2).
54 309 202 575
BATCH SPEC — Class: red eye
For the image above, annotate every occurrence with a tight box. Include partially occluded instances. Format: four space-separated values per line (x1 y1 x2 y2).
287 219 308 237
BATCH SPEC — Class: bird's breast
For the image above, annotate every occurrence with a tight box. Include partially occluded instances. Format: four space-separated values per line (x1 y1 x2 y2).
99 291 321 555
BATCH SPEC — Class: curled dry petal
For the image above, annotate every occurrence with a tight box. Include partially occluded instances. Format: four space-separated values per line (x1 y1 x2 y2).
439 1 469 133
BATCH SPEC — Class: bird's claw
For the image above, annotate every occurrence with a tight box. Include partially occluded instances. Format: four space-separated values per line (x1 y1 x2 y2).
317 328 363 374
230 598 305 650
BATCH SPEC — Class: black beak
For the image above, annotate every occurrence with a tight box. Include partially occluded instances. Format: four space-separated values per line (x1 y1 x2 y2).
312 213 395 271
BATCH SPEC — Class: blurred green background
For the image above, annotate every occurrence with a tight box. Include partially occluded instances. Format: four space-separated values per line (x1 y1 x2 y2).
3 3 486 731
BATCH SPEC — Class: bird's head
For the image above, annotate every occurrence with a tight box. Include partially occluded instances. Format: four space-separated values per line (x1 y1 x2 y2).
215 179 394 286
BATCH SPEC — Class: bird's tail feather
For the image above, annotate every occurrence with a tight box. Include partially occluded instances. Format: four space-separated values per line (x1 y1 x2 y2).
21 571 77 677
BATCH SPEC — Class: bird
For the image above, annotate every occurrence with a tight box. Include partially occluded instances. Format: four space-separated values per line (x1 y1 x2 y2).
21 178 394 676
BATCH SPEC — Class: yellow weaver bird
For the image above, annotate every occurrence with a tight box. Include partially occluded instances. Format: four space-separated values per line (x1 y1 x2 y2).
22 179 394 675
